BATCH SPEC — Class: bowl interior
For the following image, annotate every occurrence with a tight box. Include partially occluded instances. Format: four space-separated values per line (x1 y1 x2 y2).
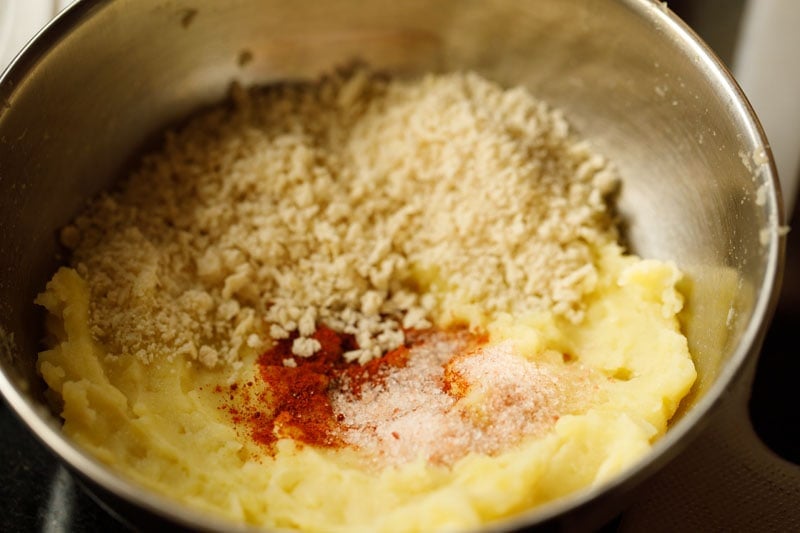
0 0 783 529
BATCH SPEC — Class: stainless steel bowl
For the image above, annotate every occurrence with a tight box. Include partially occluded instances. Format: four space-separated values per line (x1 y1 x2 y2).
0 0 785 530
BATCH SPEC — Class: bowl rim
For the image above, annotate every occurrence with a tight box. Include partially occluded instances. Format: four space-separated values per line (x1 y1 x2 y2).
0 0 786 530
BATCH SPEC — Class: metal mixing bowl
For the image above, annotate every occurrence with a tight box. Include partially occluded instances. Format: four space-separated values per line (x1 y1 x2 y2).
0 0 785 530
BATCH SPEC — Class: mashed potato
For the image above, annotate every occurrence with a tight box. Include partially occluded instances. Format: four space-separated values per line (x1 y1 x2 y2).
35 70 695 531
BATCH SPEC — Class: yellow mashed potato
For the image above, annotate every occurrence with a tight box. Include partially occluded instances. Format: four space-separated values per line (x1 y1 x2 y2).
36 243 695 531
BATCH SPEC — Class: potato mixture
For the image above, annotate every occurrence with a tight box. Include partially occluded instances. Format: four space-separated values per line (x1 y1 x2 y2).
36 69 695 531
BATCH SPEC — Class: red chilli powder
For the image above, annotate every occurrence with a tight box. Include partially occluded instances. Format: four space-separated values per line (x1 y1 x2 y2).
221 325 592 468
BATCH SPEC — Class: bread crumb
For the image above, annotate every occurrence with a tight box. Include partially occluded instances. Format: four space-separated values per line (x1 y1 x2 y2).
59 225 81 250
65 68 617 367
198 346 219 367
292 337 322 358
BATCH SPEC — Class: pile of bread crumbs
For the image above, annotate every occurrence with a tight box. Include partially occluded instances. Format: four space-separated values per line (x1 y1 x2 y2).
60 68 618 367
